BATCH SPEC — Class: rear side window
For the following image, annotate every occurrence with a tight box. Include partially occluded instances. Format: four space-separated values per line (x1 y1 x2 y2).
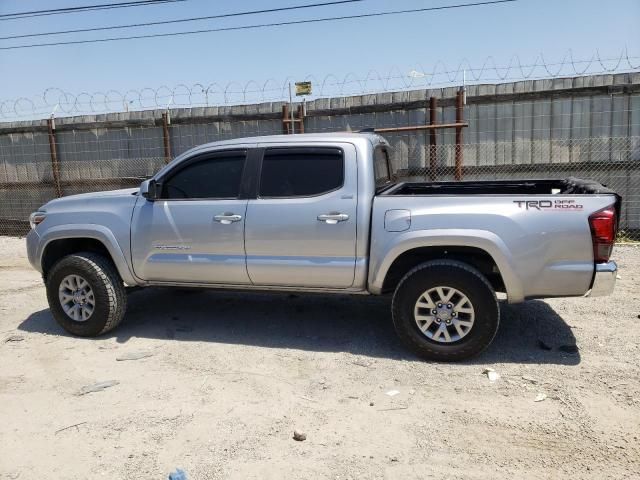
162 153 246 199
259 148 344 197
374 146 391 186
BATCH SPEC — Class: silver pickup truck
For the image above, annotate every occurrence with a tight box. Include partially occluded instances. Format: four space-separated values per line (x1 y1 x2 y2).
26 132 620 361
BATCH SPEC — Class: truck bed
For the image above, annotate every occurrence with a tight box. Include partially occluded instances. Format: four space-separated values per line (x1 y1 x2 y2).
381 177 616 196
370 176 620 302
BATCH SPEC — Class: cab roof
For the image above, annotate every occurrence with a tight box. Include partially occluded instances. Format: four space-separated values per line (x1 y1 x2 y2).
190 131 387 149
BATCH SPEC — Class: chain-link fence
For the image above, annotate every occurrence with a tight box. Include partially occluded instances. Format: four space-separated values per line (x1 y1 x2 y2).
1 125 638 240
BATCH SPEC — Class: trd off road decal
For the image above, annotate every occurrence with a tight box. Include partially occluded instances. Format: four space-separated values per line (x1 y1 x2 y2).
513 199 583 211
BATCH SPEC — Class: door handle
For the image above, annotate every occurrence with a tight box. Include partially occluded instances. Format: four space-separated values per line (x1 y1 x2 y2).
214 213 242 225
317 212 349 224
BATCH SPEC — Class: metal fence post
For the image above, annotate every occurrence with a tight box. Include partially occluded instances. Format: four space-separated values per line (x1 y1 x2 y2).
297 105 305 133
162 112 171 164
46 117 62 197
282 104 290 134
455 89 464 181
429 97 437 181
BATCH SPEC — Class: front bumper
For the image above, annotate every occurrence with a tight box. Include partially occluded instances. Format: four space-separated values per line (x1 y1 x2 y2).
26 228 42 272
586 261 617 297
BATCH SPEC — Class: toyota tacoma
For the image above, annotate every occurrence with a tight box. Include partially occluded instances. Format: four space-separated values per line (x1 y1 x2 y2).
26 133 620 361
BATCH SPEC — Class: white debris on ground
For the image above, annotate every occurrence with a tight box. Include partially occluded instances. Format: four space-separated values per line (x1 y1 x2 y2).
483 367 501 382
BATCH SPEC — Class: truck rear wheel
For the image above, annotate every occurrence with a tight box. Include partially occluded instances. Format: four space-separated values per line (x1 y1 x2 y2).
46 252 127 337
391 260 499 361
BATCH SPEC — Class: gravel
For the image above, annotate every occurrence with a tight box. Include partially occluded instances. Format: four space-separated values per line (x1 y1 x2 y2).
0 237 638 479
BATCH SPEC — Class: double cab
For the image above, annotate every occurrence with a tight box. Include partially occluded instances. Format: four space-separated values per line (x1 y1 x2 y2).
26 133 620 360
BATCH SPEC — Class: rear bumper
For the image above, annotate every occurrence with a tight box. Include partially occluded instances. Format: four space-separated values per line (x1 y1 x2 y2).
586 261 617 297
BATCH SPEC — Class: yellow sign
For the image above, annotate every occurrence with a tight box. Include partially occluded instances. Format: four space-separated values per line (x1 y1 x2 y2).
295 81 312 96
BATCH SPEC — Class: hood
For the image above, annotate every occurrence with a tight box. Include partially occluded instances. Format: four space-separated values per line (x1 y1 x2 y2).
42 188 139 209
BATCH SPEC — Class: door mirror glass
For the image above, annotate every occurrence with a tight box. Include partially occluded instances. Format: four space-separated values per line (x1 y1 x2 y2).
140 179 159 201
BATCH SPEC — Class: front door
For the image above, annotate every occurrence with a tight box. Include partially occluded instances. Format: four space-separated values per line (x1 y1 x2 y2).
131 149 250 284
244 144 358 288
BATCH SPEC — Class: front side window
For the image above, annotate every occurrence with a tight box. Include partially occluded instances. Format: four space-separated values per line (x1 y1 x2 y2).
161 153 246 199
259 148 344 198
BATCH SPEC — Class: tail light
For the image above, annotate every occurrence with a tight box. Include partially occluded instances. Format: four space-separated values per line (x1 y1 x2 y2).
588 206 617 263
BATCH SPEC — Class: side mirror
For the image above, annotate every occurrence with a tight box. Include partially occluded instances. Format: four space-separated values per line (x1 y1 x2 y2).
140 179 159 201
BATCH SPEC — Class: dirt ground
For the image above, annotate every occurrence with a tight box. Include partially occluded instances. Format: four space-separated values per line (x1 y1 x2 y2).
0 236 638 480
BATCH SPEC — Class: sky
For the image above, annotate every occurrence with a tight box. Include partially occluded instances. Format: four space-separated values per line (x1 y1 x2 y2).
0 0 638 111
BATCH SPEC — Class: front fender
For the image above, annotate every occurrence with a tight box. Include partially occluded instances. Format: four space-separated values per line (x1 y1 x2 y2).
368 229 524 302
36 224 138 286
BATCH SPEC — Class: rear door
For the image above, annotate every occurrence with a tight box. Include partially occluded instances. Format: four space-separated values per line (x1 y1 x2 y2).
244 144 358 288
131 149 251 284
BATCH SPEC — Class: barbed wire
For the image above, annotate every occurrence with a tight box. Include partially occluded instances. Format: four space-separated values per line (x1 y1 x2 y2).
1 48 639 122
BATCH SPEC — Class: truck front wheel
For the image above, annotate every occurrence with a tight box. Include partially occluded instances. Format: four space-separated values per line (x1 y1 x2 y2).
391 259 499 361
46 252 127 337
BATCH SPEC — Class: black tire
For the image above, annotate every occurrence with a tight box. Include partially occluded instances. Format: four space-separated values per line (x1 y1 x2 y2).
391 259 499 362
46 252 127 336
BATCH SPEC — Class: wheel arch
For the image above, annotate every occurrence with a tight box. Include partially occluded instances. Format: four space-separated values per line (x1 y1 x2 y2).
38 225 137 285
368 229 524 302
